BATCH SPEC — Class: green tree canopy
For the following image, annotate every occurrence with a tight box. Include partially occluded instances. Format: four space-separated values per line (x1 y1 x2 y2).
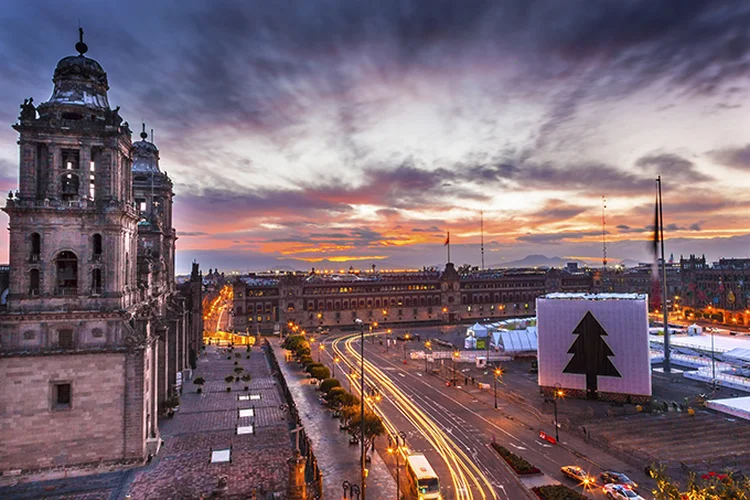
650 464 750 500
310 365 331 381
347 410 386 453
320 378 341 394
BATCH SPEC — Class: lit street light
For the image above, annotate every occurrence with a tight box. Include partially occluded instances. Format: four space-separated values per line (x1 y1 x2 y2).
553 383 564 443
333 356 340 378
424 340 432 373
452 350 460 386
354 318 367 500
318 343 325 363
387 431 407 500
493 366 503 409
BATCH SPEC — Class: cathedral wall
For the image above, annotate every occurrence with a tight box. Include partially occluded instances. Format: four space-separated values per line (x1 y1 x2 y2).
0 352 127 471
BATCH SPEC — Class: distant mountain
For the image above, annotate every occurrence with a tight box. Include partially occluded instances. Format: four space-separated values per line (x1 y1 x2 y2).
492 254 584 268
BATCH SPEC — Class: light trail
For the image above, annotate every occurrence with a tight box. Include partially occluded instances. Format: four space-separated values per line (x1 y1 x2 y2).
333 333 502 500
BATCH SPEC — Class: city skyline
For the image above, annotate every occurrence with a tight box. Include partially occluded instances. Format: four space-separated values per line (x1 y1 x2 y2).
2 1 750 274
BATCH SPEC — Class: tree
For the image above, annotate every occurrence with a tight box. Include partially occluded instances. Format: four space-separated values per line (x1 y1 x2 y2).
563 311 621 398
282 334 306 351
347 410 386 453
649 464 750 500
320 378 341 394
326 387 348 408
340 404 359 424
310 365 330 381
305 362 324 374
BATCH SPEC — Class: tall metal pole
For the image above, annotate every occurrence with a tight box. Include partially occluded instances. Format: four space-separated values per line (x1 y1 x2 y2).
359 320 366 500
711 327 716 387
658 176 671 373
553 396 559 442
493 369 498 409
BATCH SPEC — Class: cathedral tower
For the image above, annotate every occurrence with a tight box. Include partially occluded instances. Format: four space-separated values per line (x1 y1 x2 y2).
0 31 161 473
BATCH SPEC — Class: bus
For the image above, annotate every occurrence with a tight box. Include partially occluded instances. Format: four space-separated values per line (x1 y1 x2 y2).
405 454 441 500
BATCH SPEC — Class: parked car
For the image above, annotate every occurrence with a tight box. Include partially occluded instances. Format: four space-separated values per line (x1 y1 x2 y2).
560 465 596 486
602 484 644 499
600 471 638 489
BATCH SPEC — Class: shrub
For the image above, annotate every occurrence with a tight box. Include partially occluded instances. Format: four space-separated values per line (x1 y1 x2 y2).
244 386 249 391
234 361 238 366
320 378 341 394
234 367 243 374
299 355 314 366
227 356 231 360
225 375 235 383
532 485 587 500
326 387 348 407
235 352 241 358
491 443 540 475
295 345 311 358
193 377 205 386
241 374 251 382
226 387 231 392
197 387 202 394
310 365 331 381
246 355 250 359
306 363 324 374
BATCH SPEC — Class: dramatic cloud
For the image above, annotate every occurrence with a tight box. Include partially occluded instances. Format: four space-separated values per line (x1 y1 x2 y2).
1 1 750 272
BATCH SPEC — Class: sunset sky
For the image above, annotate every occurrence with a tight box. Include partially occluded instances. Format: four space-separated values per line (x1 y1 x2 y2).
2 1 750 274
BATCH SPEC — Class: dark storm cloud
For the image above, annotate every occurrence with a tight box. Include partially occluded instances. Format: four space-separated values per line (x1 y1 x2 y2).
635 153 711 182
709 144 750 170
465 160 653 194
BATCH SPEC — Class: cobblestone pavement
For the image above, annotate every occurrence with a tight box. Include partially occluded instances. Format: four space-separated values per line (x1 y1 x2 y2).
125 345 293 499
271 339 397 500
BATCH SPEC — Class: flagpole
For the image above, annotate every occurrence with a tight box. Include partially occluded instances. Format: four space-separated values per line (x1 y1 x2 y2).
658 176 671 373
447 232 451 264
480 211 484 270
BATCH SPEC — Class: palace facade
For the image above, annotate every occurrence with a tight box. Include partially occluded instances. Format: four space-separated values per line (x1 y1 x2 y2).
230 263 599 332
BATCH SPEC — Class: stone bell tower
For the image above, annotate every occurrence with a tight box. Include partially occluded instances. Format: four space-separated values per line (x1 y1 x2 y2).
0 30 158 473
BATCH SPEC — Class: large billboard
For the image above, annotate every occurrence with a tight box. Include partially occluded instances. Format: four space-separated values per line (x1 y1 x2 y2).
537 294 651 399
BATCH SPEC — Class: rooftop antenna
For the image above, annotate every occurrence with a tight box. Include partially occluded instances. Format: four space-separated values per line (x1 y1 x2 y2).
602 196 608 267
151 128 154 143
480 210 484 270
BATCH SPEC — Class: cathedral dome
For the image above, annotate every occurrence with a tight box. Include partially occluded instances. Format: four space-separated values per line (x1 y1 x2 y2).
45 31 110 109
132 126 161 173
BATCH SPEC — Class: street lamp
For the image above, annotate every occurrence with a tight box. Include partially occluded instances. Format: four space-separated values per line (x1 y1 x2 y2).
354 318 366 500
424 340 432 373
333 356 340 378
493 366 503 409
553 383 563 443
318 343 325 363
452 350 460 386
387 431 407 500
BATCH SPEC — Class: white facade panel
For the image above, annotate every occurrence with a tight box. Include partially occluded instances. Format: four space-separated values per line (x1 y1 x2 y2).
537 296 651 397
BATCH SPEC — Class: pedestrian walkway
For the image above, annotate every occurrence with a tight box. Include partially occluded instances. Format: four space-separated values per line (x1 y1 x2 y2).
271 339 397 500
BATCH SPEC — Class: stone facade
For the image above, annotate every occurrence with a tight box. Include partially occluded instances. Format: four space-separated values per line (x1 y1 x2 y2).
0 33 201 475
230 263 596 333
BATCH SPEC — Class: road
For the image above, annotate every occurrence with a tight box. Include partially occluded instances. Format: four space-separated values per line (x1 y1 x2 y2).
329 331 628 500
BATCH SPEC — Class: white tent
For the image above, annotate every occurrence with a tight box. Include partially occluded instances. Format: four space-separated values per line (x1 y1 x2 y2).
468 322 489 338
687 324 703 336
499 328 538 353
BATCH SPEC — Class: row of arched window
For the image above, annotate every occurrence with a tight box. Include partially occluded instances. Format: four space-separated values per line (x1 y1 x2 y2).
29 259 103 296
29 232 103 260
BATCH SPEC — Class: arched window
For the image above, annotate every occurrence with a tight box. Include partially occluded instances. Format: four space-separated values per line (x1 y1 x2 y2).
92 234 102 259
30 233 41 260
91 268 102 295
56 251 78 295
61 173 80 201
236 306 243 316
29 269 40 295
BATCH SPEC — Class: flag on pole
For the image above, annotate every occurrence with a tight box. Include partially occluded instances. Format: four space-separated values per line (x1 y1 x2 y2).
650 187 661 312
651 190 660 281
444 232 450 246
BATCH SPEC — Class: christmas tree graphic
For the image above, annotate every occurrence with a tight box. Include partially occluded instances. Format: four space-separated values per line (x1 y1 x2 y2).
563 311 621 399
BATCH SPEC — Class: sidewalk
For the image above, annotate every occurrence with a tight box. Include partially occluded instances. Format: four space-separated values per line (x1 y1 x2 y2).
271 339 397 500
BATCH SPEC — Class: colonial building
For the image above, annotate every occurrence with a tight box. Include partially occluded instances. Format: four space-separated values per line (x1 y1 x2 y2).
0 32 197 474
681 255 750 326
230 263 596 333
